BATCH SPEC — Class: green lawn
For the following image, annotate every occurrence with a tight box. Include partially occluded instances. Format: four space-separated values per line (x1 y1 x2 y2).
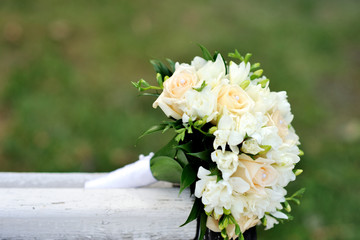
0 0 359 239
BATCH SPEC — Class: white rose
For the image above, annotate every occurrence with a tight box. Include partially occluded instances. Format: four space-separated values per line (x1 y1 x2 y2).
197 54 226 88
191 56 207 70
180 85 218 122
217 84 255 117
229 61 251 86
211 150 239 180
259 126 283 150
241 138 264 155
153 65 199 119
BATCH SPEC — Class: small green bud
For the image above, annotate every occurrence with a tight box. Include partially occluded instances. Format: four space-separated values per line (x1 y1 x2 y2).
299 149 304 156
250 69 263 80
240 80 250 90
294 169 303 176
194 119 205 127
244 53 252 63
164 76 169 81
258 79 269 88
284 201 291 212
208 126 218 134
250 62 260 71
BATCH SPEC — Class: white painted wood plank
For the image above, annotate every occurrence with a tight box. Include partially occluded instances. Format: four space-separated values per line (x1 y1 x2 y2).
0 172 173 188
0 188 197 239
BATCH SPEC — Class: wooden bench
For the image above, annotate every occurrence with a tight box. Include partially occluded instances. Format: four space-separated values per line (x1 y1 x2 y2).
0 172 196 239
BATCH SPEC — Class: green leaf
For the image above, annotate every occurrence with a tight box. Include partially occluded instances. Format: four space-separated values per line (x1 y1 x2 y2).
150 156 182 183
235 224 241 236
138 92 160 97
198 44 213 61
291 188 306 198
175 128 186 142
176 140 194 153
176 149 189 167
150 59 173 77
238 231 244 240
193 81 207 92
179 164 197 194
139 124 167 139
154 137 178 158
187 149 212 161
209 167 223 182
166 58 175 72
198 212 208 240
180 197 202 227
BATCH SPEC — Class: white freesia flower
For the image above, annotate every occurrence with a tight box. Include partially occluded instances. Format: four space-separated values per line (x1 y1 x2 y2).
191 56 207 70
195 167 217 198
213 112 244 153
229 61 251 86
246 83 276 114
180 85 218 122
264 215 279 230
197 54 226 88
271 211 288 220
241 138 264 155
237 112 267 141
274 91 293 124
211 150 239 180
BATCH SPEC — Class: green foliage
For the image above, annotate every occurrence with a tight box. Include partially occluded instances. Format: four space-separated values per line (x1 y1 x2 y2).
198 44 214 61
150 156 182 183
179 164 197 194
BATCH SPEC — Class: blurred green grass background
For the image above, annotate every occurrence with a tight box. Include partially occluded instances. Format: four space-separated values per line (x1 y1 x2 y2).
0 0 359 239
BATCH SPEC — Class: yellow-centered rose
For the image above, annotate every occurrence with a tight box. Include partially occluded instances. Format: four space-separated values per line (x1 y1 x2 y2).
153 66 199 119
233 154 278 190
268 110 289 141
217 84 254 116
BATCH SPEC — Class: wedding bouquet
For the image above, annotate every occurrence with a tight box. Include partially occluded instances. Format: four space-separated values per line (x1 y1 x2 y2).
133 46 304 240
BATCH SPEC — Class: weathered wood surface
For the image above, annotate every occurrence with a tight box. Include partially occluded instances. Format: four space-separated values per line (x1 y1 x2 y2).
0 173 195 239
0 172 173 188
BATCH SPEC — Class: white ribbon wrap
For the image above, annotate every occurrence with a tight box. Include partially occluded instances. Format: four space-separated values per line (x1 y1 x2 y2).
84 153 158 188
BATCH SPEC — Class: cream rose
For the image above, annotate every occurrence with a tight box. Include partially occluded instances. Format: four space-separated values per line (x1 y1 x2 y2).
268 110 289 141
217 84 255 116
233 154 278 190
153 66 199 119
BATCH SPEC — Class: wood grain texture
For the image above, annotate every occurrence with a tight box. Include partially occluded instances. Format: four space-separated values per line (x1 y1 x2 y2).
0 172 173 188
0 188 196 239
